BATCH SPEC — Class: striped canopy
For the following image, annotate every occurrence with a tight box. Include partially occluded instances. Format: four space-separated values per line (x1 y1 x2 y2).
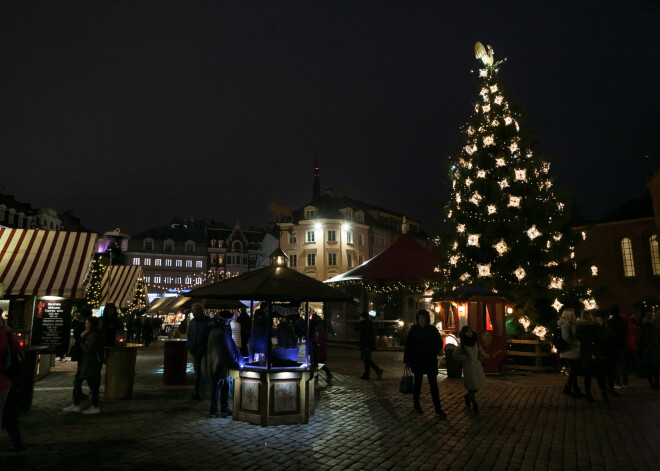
101 265 145 308
0 228 98 298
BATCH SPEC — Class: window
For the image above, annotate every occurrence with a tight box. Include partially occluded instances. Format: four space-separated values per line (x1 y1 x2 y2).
155 259 162 266
218 256 224 265
243 256 247 264
164 241 174 251
328 253 337 265
144 276 150 284
306 231 315 243
358 234 364 246
650 235 660 276
165 259 172 267
176 260 182 267
164 276 172 284
358 255 363 265
143 258 151 266
327 230 336 242
154 275 161 284
305 210 315 219
346 231 353 244
356 213 363 223
347 254 352 267
289 254 297 267
185 276 192 284
175 277 182 284
307 253 316 266
133 257 140 265
186 260 192 268
621 238 635 277
289 231 297 244
196 261 203 268
195 277 202 285
143 240 154 250
185 241 195 253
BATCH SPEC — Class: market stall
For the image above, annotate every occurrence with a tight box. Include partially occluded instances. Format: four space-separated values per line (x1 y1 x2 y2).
188 249 353 426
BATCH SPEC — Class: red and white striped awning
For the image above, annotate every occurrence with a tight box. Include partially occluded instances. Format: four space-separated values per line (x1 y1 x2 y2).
101 265 145 308
0 228 98 298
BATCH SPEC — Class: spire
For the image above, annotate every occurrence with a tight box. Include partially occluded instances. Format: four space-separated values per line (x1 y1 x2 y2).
313 155 320 200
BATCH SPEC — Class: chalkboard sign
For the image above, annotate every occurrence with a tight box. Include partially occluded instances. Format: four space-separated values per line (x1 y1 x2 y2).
31 299 72 354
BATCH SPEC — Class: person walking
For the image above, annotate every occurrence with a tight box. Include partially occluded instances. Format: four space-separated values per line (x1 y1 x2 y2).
558 309 583 398
359 312 383 380
638 313 660 391
1 319 26 452
454 325 488 414
207 311 244 418
576 311 609 404
69 305 93 401
188 303 211 400
403 310 446 419
64 317 105 414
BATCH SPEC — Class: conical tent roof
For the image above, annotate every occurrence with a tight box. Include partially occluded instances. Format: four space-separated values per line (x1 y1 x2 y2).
326 234 445 283
188 265 354 302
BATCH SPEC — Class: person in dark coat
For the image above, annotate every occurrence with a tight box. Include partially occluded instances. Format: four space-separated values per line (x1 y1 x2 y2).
359 311 383 380
69 305 93 401
638 314 660 390
102 303 124 356
607 306 627 390
188 303 211 400
313 324 333 382
207 311 244 418
250 309 269 364
595 313 621 398
1 318 26 452
404 310 446 419
576 311 609 404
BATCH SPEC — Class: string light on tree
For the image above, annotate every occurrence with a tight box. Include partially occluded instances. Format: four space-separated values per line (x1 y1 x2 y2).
526 225 542 240
552 299 564 312
513 266 526 281
493 239 509 255
508 196 521 207
467 234 481 247
548 277 564 290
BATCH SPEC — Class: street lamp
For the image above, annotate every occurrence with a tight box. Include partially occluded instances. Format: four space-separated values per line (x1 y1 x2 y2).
269 248 289 267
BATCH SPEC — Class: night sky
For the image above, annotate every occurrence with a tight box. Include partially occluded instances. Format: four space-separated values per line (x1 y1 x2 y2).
2 1 659 235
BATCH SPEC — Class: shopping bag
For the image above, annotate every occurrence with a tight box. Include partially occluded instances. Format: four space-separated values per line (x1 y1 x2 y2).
399 366 413 394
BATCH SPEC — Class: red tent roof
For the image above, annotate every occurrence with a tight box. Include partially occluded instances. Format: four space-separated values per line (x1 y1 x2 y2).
326 234 445 283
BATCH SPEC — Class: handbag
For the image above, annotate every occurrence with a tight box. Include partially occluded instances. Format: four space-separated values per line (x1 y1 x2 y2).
399 366 413 394
4 331 22 380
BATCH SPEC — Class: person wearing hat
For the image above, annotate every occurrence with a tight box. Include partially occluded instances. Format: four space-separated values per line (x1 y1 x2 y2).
359 311 383 380
207 311 244 418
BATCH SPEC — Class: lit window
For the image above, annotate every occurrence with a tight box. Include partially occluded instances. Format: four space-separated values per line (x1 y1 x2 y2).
346 231 353 244
154 275 161 284
195 277 202 285
176 260 182 267
307 253 316 266
196 261 203 268
327 230 336 242
155 259 162 266
328 253 337 265
306 231 315 243
186 260 192 268
164 276 172 284
650 235 660 276
289 231 297 244
621 238 635 277
133 257 140 265
289 254 297 267
143 258 151 266
144 276 150 284
185 276 192 284
175 277 182 284
165 259 172 267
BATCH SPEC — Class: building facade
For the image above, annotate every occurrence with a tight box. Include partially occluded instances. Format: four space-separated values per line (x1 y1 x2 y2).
574 168 660 315
207 223 267 282
277 164 427 281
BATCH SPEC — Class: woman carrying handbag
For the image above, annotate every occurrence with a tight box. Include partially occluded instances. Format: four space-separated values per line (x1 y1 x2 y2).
403 310 447 420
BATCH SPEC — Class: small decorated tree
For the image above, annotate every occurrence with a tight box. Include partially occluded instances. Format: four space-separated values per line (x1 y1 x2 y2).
84 254 106 308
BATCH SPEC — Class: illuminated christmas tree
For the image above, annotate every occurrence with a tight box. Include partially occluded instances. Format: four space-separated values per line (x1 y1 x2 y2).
84 254 106 308
127 278 149 316
443 43 581 326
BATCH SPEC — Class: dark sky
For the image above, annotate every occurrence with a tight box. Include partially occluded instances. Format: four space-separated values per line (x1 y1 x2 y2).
2 1 659 235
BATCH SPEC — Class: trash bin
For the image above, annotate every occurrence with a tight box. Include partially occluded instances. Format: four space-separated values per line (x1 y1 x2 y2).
444 344 462 379
105 344 141 399
15 346 48 411
163 339 188 385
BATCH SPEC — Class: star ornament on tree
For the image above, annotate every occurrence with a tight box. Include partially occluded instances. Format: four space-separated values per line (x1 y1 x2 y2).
526 225 542 240
513 266 526 281
552 299 564 312
477 264 492 277
467 234 481 247
508 195 521 207
493 239 508 255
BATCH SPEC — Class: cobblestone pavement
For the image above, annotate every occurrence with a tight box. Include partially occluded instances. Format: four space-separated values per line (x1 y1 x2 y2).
1 343 659 471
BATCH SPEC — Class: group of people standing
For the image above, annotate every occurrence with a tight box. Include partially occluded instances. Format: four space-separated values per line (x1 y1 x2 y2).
558 307 660 403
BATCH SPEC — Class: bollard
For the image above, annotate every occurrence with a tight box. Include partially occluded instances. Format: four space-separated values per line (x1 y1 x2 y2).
105 344 141 399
